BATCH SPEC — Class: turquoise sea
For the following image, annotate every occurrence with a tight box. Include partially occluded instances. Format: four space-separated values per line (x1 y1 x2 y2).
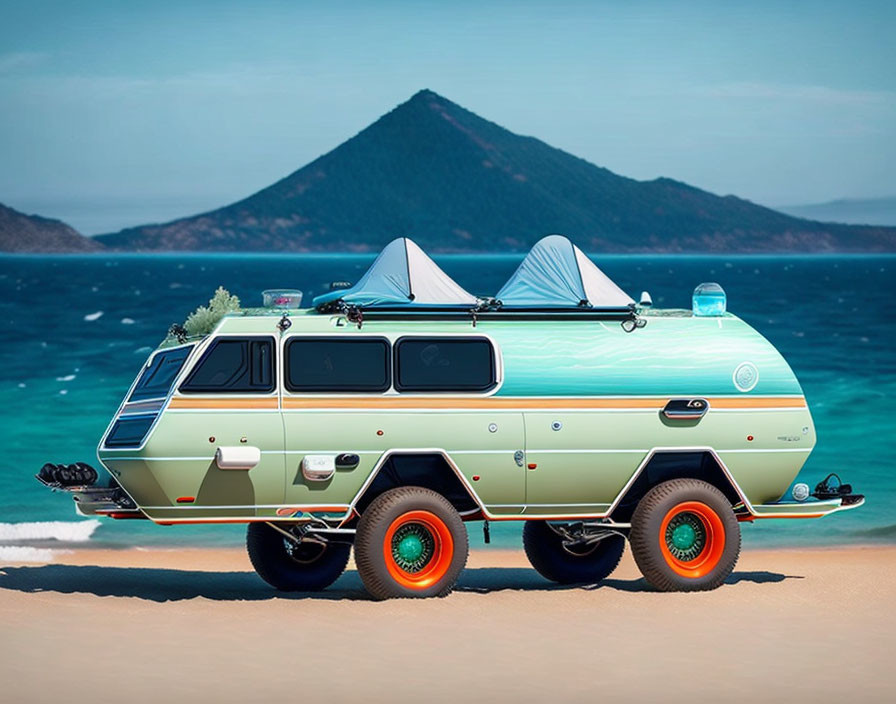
0 253 894 552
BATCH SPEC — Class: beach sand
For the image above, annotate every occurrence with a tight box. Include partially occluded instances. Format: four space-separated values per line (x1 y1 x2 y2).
1 545 893 703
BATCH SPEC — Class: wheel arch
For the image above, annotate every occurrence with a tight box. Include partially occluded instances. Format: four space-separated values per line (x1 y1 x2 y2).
608 447 750 523
348 449 484 520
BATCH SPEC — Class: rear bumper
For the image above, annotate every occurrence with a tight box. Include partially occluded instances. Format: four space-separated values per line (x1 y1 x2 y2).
35 469 147 520
741 495 864 521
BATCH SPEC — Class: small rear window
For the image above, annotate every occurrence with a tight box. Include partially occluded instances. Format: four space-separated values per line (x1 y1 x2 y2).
105 415 156 448
395 337 496 392
286 338 390 392
180 338 275 393
128 345 193 402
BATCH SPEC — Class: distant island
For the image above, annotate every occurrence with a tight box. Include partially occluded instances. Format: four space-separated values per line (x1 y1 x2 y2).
777 196 896 228
3 89 896 253
0 203 100 253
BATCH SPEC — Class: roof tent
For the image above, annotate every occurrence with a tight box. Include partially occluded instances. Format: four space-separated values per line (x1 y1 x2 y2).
313 237 478 310
495 235 634 310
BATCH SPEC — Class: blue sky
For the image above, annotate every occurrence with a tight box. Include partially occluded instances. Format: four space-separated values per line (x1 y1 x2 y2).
1 0 894 234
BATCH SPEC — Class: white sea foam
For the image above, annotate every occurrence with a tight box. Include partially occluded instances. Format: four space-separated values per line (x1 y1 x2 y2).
0 520 101 543
84 311 104 321
56 374 76 381
0 546 69 563
121 317 135 325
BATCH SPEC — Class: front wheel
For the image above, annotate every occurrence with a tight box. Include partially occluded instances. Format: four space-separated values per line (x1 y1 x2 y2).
247 522 350 591
523 521 625 584
629 479 740 592
354 486 468 600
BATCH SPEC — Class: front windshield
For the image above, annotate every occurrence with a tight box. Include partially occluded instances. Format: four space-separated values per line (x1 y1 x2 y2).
127 345 194 402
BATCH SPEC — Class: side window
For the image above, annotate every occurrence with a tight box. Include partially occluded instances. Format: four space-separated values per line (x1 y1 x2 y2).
286 338 390 392
105 415 157 448
180 338 275 393
395 337 496 392
128 345 194 402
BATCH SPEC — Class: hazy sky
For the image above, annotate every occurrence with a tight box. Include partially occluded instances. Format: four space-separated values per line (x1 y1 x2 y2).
1 0 894 234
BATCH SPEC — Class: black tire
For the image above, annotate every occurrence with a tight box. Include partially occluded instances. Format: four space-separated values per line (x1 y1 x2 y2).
74 462 98 486
246 522 350 592
523 521 626 584
629 478 740 592
354 486 468 600
38 463 56 483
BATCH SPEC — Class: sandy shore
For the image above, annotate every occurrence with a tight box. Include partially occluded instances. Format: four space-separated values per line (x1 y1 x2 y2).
1 545 894 703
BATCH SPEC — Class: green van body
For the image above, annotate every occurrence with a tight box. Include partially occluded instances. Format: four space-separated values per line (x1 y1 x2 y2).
95 307 840 527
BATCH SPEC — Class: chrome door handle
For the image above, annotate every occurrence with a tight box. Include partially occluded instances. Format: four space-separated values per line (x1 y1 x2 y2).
663 398 709 420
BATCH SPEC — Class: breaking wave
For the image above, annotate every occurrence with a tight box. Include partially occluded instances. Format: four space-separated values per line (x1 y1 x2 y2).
0 520 101 543
0 546 68 562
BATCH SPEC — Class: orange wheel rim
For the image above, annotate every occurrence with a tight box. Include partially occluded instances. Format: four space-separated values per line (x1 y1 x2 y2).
383 510 454 590
659 501 725 579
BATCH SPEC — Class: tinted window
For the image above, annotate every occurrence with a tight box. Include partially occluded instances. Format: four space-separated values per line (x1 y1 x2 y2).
106 415 156 448
286 338 389 392
180 338 275 393
396 337 496 392
128 345 193 402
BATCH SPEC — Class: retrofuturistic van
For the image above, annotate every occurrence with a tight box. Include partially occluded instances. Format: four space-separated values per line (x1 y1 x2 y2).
38 236 863 599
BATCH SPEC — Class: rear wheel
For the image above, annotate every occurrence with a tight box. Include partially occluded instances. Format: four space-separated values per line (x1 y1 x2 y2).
354 486 468 600
246 522 350 592
629 479 740 591
523 521 626 584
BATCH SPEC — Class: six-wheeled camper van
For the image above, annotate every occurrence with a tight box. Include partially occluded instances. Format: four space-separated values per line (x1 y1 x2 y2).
38 236 863 599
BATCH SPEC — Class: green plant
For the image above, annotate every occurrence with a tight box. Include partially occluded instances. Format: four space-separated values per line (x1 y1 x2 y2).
183 286 241 336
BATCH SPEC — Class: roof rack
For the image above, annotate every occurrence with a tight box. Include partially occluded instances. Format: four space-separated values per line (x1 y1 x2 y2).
331 301 642 330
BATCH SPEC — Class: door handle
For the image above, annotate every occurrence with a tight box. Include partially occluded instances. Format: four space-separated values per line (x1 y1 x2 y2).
662 398 709 420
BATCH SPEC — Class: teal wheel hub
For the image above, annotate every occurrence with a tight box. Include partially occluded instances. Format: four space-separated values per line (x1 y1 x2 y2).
664 512 706 562
671 523 696 550
397 534 424 563
391 523 435 573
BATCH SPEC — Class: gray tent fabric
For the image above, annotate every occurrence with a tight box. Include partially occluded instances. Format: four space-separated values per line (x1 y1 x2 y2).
313 237 477 309
495 235 634 309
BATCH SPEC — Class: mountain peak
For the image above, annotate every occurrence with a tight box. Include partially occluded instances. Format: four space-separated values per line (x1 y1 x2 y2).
389 88 462 120
408 88 440 101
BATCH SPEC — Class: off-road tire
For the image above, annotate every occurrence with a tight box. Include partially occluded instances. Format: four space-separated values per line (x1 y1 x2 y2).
523 521 626 584
354 486 468 600
246 522 350 592
630 478 741 592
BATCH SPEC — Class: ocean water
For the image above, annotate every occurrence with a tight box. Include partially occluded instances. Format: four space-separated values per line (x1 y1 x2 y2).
0 253 894 552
